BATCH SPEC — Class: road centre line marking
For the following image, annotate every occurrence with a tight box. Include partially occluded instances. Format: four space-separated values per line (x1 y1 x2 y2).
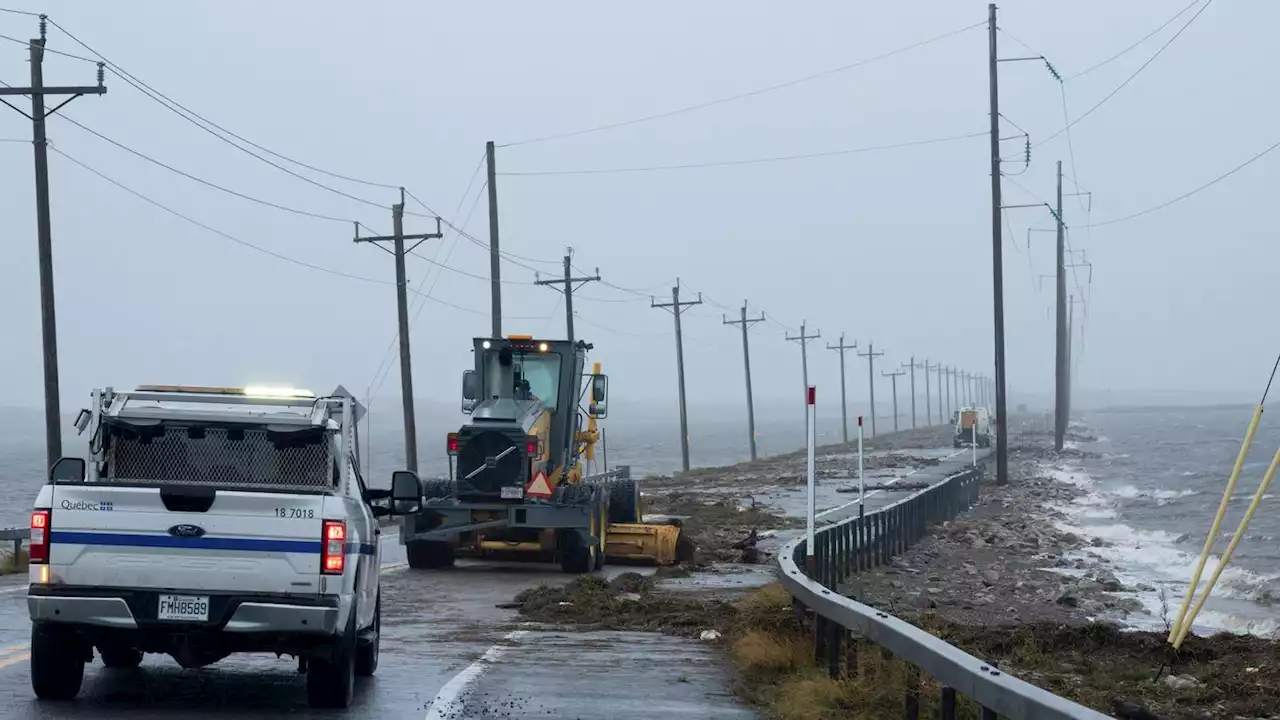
423 630 527 720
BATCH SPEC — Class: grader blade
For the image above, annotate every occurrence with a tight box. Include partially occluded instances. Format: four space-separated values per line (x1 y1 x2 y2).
605 521 695 566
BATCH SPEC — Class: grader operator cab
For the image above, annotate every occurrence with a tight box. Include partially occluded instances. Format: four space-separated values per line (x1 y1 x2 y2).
398 335 690 573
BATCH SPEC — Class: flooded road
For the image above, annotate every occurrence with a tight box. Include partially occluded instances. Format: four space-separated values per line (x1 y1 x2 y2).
0 538 753 719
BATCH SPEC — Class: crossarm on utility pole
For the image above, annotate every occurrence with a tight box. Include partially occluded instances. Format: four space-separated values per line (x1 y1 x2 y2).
857 343 885 436
827 335 857 444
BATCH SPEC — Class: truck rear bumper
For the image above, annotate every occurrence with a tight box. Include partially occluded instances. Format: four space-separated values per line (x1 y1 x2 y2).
29 586 343 636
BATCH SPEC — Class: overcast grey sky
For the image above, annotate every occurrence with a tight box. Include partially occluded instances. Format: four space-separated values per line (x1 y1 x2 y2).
1 0 1275 417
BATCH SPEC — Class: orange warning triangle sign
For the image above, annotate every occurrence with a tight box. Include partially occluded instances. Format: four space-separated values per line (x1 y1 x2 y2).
525 471 554 499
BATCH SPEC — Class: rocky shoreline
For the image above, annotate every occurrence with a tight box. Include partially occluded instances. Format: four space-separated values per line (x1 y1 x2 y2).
853 439 1156 627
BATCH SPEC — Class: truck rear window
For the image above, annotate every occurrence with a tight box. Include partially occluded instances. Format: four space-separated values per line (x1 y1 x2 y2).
105 424 335 491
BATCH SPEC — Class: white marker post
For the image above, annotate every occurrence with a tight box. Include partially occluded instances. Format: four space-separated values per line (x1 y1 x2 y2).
806 385 817 574
857 414 865 600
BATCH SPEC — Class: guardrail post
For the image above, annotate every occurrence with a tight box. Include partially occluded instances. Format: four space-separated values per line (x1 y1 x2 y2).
827 617 841 679
940 687 957 720
845 628 858 679
904 664 921 720
11 539 19 571
815 614 827 664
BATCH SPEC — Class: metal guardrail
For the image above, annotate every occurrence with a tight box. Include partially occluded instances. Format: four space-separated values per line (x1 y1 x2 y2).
0 528 26 573
777 466 1110 720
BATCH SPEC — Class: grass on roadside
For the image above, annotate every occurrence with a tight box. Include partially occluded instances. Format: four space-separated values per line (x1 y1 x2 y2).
0 548 28 576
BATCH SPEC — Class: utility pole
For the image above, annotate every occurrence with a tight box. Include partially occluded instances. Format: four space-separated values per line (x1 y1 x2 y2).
724 302 765 461
786 322 822 440
485 141 503 338
827 335 857 443
935 362 946 425
883 369 905 432
652 281 702 472
903 357 923 429
537 250 601 466
1053 159 1069 452
857 343 885 436
988 2 1010 485
924 359 936 426
961 371 971 406
0 17 106 471
354 190 444 473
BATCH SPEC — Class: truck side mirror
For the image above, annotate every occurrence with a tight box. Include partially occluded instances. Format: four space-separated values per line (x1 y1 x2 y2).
590 374 608 418
390 470 424 515
461 370 479 414
50 456 85 484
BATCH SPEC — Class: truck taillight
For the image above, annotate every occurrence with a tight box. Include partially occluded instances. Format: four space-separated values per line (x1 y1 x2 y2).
322 520 345 575
30 509 50 564
526 436 539 456
446 433 459 455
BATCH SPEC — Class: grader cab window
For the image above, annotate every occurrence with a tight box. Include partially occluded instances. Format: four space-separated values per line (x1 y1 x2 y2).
484 350 563 411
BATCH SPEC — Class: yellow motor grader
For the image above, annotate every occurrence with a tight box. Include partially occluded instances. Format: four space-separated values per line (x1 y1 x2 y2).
397 335 692 573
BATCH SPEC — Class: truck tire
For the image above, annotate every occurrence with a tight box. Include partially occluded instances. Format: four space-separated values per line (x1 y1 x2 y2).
307 602 357 708
99 646 143 669
608 478 640 524
406 540 455 569
355 594 380 677
558 530 594 574
31 623 85 701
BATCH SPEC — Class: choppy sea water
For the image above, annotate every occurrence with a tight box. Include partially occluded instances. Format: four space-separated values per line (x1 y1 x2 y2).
1041 406 1280 638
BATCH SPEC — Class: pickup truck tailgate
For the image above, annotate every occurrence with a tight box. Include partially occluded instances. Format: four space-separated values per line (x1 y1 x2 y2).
48 485 326 594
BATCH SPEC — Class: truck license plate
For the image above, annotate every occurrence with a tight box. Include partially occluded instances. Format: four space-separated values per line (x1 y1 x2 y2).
157 594 209 622
501 486 523 499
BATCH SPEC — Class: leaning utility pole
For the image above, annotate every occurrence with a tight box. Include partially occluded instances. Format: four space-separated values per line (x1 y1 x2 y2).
786 322 822 439
903 357 923 429
827 335 857 443
988 2 1010 485
883 369 906 432
724 302 765 461
652 281 702 472
485 141 503 338
354 190 444 474
538 251 601 465
924 359 937 426
857 343 885 436
1 17 106 471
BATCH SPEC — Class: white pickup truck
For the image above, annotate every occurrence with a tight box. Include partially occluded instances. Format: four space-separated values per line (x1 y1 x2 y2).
27 384 425 708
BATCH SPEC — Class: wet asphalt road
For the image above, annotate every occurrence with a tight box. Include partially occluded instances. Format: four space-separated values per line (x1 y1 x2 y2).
0 444 976 719
0 537 753 719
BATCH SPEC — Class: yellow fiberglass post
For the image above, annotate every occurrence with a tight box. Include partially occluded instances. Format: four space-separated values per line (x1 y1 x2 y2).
1167 403 1263 642
1174 441 1280 648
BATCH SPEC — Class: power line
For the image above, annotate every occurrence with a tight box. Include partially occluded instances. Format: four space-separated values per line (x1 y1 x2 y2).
54 113 370 226
499 131 986 175
0 30 98 63
51 146 392 286
498 21 984 148
1034 0 1215 149
1067 0 1207 80
0 6 41 16
401 188 560 268
1088 139 1280 228
43 16 402 192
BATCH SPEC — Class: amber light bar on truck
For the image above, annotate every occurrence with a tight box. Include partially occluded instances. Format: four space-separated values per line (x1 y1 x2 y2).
135 384 315 398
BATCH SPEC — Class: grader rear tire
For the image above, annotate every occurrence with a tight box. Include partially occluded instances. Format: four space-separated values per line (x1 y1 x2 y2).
608 478 640 524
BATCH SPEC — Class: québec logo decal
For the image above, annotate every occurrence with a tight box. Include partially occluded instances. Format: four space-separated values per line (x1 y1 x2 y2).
59 499 113 512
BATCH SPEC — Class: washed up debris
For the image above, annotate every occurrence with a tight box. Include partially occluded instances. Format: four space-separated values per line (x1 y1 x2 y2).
835 482 930 493
699 629 721 641
731 529 763 564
